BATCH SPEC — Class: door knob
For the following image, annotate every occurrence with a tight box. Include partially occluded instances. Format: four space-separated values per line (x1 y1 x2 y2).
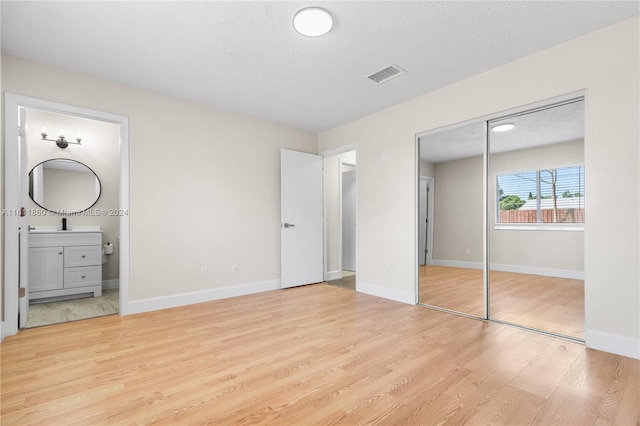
283 223 295 228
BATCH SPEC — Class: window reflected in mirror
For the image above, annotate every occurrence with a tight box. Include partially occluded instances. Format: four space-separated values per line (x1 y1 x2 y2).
488 99 585 339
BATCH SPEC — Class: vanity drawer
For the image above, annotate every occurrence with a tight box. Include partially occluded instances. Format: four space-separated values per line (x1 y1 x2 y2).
64 266 101 288
64 245 102 267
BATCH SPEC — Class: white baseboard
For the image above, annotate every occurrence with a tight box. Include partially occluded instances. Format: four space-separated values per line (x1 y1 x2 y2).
431 259 584 280
585 329 640 360
357 281 415 305
326 270 342 281
102 279 120 290
123 279 281 315
432 259 483 270
490 263 584 280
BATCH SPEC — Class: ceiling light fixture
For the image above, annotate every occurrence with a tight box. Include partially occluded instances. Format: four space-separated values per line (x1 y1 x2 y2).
41 127 82 149
293 7 333 37
490 123 516 133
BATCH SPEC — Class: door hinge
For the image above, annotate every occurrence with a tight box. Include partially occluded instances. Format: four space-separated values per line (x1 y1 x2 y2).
19 287 26 298
18 126 26 138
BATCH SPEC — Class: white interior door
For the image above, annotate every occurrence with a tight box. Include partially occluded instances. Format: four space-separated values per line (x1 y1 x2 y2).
341 169 357 271
281 149 323 288
18 107 29 328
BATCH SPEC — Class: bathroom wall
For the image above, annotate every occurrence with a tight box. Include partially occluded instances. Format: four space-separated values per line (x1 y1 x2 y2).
26 109 121 282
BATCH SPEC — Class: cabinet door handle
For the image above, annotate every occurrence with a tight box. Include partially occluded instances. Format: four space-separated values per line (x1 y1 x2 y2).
82 255 86 258
82 275 86 279
59 252 63 255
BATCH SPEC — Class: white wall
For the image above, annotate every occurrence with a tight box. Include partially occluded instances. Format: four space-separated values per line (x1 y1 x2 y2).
1 52 3 332
2 54 317 304
25 109 121 281
319 18 639 358
342 169 357 271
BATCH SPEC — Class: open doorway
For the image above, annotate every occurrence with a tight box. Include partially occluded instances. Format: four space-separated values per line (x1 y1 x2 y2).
323 149 357 291
22 108 120 328
3 94 129 337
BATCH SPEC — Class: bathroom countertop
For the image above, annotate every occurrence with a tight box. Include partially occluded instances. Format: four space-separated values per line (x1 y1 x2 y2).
28 227 102 233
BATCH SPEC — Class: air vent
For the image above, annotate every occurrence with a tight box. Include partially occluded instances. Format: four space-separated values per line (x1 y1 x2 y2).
366 64 406 83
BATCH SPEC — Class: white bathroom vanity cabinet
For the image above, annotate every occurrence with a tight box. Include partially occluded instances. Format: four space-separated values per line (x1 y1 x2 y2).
29 229 103 301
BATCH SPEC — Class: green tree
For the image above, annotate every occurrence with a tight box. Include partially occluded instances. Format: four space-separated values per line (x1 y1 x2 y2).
498 195 525 210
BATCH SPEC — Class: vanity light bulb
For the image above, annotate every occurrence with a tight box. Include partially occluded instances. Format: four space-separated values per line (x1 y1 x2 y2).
41 127 47 134
59 129 65 137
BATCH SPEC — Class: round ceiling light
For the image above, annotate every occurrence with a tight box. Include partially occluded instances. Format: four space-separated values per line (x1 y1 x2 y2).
491 123 516 132
293 7 333 37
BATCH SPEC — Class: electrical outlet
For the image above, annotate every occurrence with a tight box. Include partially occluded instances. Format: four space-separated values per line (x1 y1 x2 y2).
385 265 392 274
231 264 237 274
466 248 471 255
200 266 208 277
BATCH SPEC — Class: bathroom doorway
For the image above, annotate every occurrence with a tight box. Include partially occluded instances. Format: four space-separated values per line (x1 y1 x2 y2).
22 108 121 328
3 94 129 336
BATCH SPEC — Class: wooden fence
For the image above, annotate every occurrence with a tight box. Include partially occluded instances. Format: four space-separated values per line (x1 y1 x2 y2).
498 208 585 224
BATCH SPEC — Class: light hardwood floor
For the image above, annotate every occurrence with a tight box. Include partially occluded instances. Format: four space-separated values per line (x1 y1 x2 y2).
2 284 636 425
419 266 584 339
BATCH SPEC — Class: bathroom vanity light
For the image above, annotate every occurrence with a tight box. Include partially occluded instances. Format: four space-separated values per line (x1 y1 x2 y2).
293 7 333 37
490 123 516 133
41 127 82 149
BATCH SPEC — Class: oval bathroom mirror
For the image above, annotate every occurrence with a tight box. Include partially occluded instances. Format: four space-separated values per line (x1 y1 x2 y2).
28 158 101 214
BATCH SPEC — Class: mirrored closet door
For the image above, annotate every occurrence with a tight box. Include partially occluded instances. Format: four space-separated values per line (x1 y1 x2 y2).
488 100 585 339
418 122 485 317
417 97 585 341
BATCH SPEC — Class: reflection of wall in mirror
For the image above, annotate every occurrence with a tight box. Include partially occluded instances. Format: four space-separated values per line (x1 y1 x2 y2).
26 108 121 283
489 139 584 274
431 139 584 274
43 167 97 212
432 155 484 264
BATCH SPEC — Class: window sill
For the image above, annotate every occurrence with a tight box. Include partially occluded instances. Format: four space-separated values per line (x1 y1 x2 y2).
494 224 584 231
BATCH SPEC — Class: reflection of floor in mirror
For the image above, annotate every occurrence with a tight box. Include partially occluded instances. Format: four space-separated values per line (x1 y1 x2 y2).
25 289 119 328
419 265 584 339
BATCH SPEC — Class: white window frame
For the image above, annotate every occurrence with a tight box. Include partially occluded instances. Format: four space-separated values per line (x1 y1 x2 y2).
494 165 584 231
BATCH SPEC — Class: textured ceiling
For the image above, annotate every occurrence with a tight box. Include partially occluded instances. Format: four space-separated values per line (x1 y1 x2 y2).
1 1 637 133
420 100 584 163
